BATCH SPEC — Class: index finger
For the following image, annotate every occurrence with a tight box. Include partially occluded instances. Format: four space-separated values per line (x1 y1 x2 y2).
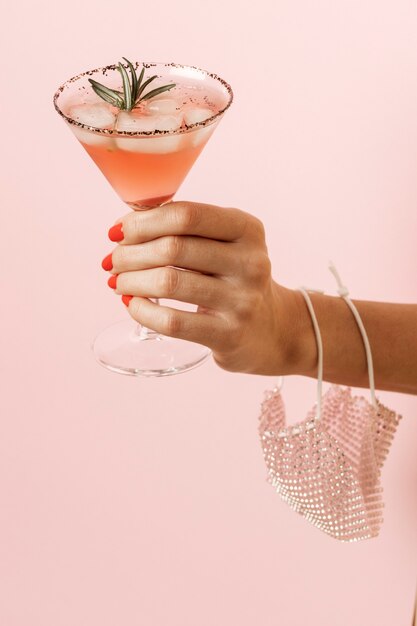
114 201 255 245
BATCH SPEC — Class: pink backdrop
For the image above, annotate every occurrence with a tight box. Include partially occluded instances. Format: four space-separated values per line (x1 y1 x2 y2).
1 0 417 624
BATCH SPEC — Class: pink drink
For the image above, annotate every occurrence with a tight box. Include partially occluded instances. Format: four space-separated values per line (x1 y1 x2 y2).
80 128 210 209
60 75 225 209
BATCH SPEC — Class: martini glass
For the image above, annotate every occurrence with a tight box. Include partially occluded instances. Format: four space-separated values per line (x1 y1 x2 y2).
53 61 233 376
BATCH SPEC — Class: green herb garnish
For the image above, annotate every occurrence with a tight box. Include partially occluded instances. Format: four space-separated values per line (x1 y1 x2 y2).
88 57 176 111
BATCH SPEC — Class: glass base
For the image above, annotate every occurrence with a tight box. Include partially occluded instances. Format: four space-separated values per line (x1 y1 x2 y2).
92 319 212 377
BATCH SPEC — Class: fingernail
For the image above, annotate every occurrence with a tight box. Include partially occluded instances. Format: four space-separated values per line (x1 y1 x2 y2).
122 295 133 307
108 223 124 242
101 253 113 271
107 274 118 289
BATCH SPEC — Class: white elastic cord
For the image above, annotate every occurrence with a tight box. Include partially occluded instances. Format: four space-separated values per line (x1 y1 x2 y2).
274 376 284 392
297 287 325 420
328 261 377 409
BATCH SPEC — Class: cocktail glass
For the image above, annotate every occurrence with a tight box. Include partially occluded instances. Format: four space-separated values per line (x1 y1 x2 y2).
53 61 233 376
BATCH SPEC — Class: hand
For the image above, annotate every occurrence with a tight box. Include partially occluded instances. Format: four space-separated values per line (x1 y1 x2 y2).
102 201 303 375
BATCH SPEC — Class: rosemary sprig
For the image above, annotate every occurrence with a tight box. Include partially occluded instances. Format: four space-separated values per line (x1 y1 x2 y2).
88 57 176 111
88 80 124 108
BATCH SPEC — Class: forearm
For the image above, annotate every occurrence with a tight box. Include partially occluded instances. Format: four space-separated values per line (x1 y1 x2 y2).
282 286 417 395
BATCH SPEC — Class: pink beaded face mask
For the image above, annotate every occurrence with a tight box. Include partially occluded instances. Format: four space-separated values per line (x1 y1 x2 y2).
258 264 402 542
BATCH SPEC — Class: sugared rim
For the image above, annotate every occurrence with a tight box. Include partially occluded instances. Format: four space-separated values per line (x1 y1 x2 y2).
53 61 233 137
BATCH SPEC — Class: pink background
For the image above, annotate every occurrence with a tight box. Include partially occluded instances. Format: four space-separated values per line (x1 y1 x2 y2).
1 0 417 624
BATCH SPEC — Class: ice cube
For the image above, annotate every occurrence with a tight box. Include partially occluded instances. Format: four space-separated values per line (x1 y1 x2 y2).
71 125 116 148
116 111 157 133
154 115 183 132
184 107 213 126
146 98 179 115
69 103 116 148
187 120 218 148
70 102 116 128
115 111 182 154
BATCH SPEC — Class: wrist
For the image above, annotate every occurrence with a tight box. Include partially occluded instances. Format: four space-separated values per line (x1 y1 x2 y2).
272 283 318 376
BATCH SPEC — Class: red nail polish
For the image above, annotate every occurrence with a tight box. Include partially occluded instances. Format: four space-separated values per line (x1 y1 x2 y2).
101 253 113 271
108 223 124 242
107 274 118 289
122 295 133 307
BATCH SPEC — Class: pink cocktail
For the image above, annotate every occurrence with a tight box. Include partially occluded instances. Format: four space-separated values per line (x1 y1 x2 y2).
54 61 233 376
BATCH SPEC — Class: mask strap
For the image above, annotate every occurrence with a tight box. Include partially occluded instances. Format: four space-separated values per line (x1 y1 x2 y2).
328 261 377 410
274 376 284 392
297 287 325 421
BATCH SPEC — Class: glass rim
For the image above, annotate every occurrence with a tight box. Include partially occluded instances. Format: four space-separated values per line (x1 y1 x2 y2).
53 61 234 137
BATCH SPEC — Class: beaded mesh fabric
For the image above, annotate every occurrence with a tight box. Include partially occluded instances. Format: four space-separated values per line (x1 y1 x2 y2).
258 265 402 542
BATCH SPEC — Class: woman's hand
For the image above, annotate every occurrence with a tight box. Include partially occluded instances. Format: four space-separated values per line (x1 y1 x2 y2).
102 201 303 375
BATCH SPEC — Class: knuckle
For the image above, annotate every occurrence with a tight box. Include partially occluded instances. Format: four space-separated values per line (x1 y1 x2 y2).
130 211 143 237
245 252 271 282
231 292 261 328
230 286 263 324
112 244 129 270
158 267 180 296
163 235 184 264
175 202 202 231
161 309 182 336
234 298 255 323
229 208 251 239
251 215 266 239
114 272 125 293
229 208 262 240
238 212 266 241
129 297 141 321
